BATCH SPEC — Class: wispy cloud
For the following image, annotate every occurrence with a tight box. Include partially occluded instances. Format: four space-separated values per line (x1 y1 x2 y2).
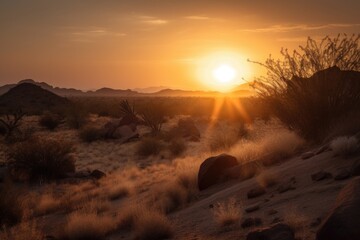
138 16 168 25
184 16 211 20
63 27 127 42
240 23 360 33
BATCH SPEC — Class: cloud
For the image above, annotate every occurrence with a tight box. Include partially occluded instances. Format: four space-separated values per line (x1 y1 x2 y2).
184 16 211 20
65 27 127 42
138 16 168 25
240 23 360 33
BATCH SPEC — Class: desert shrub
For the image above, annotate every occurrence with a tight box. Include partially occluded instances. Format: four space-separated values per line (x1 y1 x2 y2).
330 136 359 156
0 180 24 226
138 103 166 134
212 198 242 227
133 210 173 240
169 138 187 156
117 204 147 230
39 112 63 130
252 35 360 141
79 125 104 143
107 183 132 201
0 110 25 140
136 137 164 157
64 212 115 240
7 137 75 181
230 127 304 165
208 125 240 152
34 193 61 216
256 170 279 188
152 181 189 213
66 106 88 129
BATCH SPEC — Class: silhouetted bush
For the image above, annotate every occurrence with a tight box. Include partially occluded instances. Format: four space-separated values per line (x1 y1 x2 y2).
138 103 166 135
136 137 164 157
79 125 104 142
252 35 360 141
7 137 75 181
39 111 63 130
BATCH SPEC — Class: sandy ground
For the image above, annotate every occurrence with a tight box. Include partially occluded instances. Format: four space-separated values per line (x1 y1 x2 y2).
0 115 359 240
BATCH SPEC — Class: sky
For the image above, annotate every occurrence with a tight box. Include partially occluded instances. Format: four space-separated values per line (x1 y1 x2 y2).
0 0 359 91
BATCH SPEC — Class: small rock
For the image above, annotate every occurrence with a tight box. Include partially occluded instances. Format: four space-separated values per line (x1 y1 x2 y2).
264 198 270 202
302 151 315 160
241 217 262 228
290 177 296 184
271 217 282 224
316 144 330 155
247 187 266 199
310 217 321 228
90 169 106 179
277 183 296 193
245 203 260 213
267 209 278 215
311 171 332 181
209 204 214 209
334 169 351 181
246 223 295 240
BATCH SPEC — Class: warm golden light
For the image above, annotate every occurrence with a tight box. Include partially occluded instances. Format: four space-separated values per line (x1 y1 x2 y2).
212 64 236 84
195 51 253 92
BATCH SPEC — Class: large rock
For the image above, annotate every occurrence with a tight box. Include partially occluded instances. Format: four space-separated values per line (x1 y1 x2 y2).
104 116 139 139
317 177 360 240
197 154 238 190
246 223 295 240
177 118 201 141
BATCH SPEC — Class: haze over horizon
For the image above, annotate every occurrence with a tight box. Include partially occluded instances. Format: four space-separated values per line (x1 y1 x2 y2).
1 0 359 91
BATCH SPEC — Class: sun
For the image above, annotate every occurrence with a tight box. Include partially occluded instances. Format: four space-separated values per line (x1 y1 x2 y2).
195 51 252 92
212 64 236 84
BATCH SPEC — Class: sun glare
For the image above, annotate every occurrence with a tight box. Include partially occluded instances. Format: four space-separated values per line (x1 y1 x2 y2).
213 64 236 84
196 51 252 92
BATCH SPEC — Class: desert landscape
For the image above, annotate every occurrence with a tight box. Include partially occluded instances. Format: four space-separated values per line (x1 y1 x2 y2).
1 1 360 240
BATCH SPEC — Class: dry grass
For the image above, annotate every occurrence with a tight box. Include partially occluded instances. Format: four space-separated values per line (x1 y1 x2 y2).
117 204 147 230
133 210 173 240
64 211 115 240
230 126 304 165
0 220 43 240
107 182 133 201
212 198 242 227
256 170 279 188
168 138 187 156
283 208 308 239
152 181 189 213
79 125 104 143
136 137 164 157
34 193 61 216
330 136 359 157
208 126 239 152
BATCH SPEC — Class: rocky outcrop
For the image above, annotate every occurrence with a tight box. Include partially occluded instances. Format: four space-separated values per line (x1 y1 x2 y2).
317 177 360 240
197 154 238 190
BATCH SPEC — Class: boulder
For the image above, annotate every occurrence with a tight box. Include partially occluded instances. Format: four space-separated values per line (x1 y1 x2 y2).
246 223 295 240
316 177 360 240
177 118 201 141
317 177 360 240
197 154 238 190
90 170 106 179
103 119 121 138
277 183 296 193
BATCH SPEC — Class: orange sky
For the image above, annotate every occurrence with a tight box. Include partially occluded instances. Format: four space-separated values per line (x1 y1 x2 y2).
0 0 359 91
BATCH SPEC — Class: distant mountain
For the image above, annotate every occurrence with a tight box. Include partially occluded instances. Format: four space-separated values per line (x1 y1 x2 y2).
0 83 70 113
0 79 255 98
87 87 139 97
0 79 84 97
132 86 169 93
